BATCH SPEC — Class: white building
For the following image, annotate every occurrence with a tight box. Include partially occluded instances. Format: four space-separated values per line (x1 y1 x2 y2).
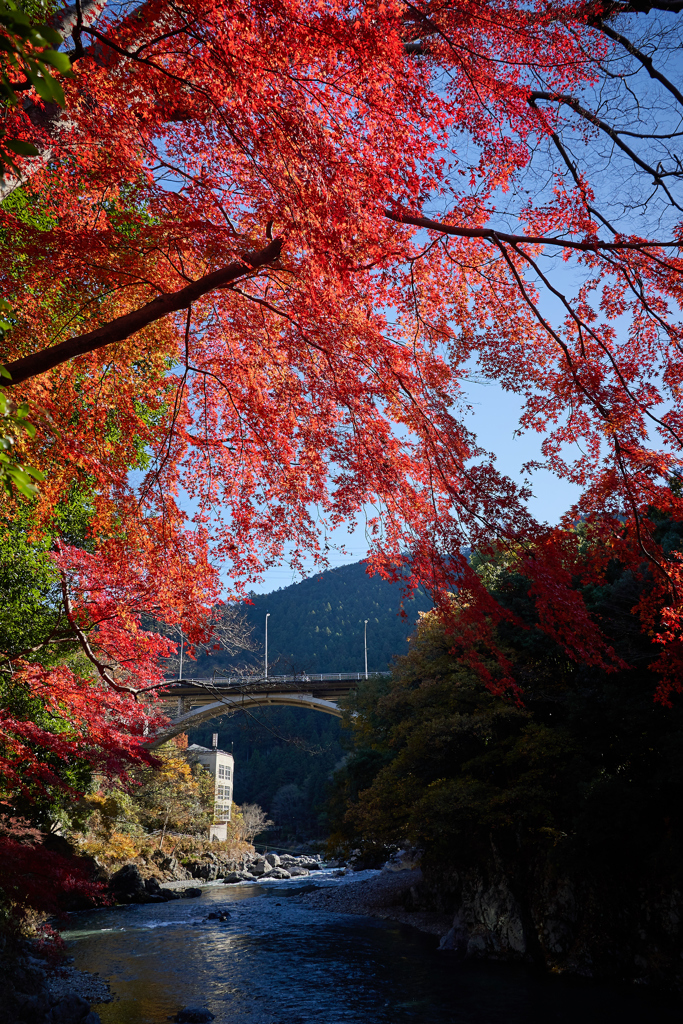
187 741 234 841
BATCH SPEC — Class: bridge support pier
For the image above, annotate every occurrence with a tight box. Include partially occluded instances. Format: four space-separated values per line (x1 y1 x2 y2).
176 697 192 717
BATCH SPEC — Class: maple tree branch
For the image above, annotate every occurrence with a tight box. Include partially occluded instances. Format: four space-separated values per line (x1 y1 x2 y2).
384 209 678 253
530 92 683 208
527 97 619 233
1 238 283 387
594 19 683 110
612 438 676 594
136 306 192 509
51 0 108 42
59 569 175 698
59 571 130 693
508 241 683 450
592 1 683 18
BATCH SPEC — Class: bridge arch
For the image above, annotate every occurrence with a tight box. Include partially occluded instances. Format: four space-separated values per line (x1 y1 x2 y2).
149 691 343 749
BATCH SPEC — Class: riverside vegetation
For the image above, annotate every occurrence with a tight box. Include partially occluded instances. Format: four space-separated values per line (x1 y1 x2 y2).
329 529 683 996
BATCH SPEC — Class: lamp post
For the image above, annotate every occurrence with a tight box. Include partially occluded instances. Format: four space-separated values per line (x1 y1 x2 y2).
364 619 368 680
265 612 270 679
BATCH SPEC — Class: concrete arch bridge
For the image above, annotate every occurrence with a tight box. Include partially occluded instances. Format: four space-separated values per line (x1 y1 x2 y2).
150 673 384 749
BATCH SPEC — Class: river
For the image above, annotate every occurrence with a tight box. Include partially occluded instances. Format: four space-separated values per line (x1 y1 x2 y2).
62 869 679 1024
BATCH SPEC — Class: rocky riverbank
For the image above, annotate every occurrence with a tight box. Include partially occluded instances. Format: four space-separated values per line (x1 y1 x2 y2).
299 850 683 1000
0 939 112 1024
413 851 683 999
106 849 323 903
0 845 326 1023
295 865 452 937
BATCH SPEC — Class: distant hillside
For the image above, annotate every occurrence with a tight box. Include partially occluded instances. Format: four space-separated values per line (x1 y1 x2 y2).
188 707 345 841
191 560 432 676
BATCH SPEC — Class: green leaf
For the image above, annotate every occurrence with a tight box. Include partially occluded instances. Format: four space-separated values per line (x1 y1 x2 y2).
0 73 19 106
6 21 31 40
46 72 64 106
41 49 72 75
25 65 52 103
31 62 65 106
39 26 63 49
5 138 39 156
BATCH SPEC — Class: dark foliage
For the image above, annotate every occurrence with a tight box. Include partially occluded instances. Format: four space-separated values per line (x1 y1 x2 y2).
328 545 683 888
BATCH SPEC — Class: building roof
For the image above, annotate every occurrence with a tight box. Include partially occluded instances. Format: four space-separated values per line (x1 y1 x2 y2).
187 743 233 757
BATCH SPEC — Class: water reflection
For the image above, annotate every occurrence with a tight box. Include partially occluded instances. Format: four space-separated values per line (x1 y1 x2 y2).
62 872 679 1024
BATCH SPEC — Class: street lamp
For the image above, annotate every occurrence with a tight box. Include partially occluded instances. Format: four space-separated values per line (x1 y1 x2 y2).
364 619 368 680
265 612 270 679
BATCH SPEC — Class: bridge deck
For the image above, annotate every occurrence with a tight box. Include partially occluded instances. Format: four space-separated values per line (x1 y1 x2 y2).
159 672 386 704
148 673 387 746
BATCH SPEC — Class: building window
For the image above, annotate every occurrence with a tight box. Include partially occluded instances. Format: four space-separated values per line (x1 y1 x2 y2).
218 765 232 781
217 785 231 799
215 801 231 818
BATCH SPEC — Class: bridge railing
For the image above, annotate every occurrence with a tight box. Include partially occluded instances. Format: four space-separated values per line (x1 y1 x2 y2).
162 671 390 687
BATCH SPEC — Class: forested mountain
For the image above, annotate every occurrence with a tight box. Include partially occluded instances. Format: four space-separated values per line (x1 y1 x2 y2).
190 561 432 677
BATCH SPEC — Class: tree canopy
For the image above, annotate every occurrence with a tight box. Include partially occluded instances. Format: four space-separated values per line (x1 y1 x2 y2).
330 540 683 877
3 2 683 887
2 1 683 698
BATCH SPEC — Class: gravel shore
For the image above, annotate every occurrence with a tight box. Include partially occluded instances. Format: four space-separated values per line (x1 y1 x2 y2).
46 963 113 1007
295 868 452 937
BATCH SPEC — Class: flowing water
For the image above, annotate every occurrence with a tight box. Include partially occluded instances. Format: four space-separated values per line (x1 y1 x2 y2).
63 869 679 1024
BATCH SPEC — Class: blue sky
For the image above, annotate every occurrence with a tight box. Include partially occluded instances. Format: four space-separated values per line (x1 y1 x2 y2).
247 374 582 594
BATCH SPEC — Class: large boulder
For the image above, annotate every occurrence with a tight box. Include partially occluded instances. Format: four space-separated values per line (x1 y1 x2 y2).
0 951 101 1024
187 861 220 882
382 849 421 873
287 866 309 877
264 852 280 867
222 871 256 884
268 867 291 880
217 858 239 874
250 857 272 877
109 867 173 904
109 864 146 902
51 993 95 1023
297 856 322 870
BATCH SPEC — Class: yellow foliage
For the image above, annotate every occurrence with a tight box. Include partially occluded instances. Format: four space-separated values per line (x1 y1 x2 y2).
78 830 140 865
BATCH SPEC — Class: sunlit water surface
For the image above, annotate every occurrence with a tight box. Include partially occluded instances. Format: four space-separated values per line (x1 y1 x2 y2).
62 869 679 1024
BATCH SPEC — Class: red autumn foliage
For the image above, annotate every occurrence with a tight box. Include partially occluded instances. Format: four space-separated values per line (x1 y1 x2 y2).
1 2 683 770
0 835 107 926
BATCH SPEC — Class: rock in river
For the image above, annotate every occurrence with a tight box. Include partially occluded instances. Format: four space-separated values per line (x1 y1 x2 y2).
170 1008 215 1022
